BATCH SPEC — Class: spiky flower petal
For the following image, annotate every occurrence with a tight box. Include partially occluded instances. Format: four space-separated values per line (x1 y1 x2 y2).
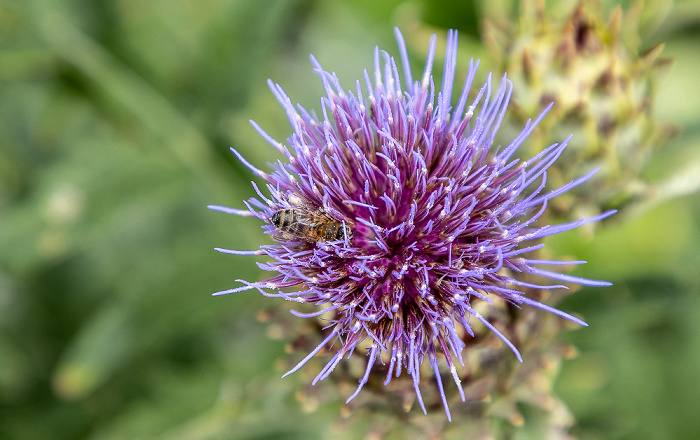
211 28 614 420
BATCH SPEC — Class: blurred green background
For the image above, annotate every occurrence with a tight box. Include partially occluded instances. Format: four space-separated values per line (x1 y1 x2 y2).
1 0 699 439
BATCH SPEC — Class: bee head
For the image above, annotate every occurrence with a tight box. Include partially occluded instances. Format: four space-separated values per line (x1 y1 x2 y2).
270 210 282 227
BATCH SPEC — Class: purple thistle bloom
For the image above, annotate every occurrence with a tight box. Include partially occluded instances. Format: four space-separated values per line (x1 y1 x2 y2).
210 28 615 421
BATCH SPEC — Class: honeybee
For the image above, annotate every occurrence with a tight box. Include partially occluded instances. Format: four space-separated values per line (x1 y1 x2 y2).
271 208 351 242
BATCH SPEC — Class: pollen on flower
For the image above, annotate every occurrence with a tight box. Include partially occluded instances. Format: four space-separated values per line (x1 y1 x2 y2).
211 27 615 421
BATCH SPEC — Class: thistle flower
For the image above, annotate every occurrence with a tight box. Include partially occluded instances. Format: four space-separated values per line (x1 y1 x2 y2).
482 0 675 216
210 28 615 421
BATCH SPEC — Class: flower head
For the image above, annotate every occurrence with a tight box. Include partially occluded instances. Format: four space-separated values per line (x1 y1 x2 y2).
210 28 615 421
482 0 675 216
